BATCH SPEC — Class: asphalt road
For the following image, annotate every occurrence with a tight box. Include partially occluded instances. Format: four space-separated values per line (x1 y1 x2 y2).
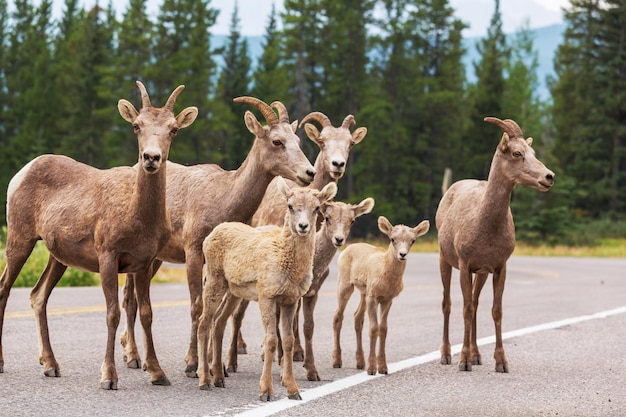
1 253 625 417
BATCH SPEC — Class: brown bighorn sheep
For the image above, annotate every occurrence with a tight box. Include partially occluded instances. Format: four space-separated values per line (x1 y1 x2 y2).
332 216 430 375
197 179 337 401
120 97 316 378
231 112 366 358
436 117 555 373
0 81 198 389
225 197 375 381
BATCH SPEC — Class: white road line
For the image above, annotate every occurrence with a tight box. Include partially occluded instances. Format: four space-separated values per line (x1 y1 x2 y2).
224 305 626 417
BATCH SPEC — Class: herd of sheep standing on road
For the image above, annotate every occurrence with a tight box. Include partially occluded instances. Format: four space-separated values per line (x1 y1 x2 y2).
0 81 554 400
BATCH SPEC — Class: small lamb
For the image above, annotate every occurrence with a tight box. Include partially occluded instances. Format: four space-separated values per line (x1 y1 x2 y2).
197 178 337 401
332 216 430 375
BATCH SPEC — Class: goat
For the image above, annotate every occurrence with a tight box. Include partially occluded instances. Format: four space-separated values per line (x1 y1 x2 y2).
119 97 316 378
436 117 555 373
0 81 198 389
197 179 337 401
332 216 430 375
225 197 375 380
230 112 366 360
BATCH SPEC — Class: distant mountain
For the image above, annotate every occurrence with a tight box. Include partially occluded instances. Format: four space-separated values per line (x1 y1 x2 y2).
212 23 565 101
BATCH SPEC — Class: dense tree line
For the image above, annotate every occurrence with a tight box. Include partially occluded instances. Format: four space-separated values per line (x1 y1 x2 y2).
0 0 624 242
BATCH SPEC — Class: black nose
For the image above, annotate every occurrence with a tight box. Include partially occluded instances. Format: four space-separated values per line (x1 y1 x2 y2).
332 160 346 169
335 237 344 245
143 152 161 163
546 173 554 183
306 169 316 179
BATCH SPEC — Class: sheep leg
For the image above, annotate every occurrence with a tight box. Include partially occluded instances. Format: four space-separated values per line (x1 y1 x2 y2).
212 293 241 388
133 267 169 385
0 238 37 373
354 292 367 370
292 298 304 362
332 279 354 369
30 256 67 377
458 265 474 372
99 255 121 390
259 298 278 401
184 250 205 378
366 296 379 375
227 299 247 373
301 293 320 381
492 266 509 373
470 272 489 365
439 257 453 365
197 274 227 390
279 302 301 400
376 299 393 375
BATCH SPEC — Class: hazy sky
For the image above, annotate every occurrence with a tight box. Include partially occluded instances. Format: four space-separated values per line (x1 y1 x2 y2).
41 0 570 37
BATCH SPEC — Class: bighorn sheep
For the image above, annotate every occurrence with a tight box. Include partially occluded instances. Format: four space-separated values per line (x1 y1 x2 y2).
0 81 198 389
231 112 366 358
436 117 554 372
120 97 316 378
197 179 337 401
332 216 430 375
226 197 375 381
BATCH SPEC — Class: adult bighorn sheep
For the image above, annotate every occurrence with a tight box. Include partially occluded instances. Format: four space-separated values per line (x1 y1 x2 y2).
230 112 366 360
198 179 337 401
0 81 198 389
436 117 554 373
120 97 316 378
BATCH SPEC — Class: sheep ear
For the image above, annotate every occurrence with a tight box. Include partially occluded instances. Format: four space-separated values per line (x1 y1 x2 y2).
118 99 139 123
413 220 430 237
276 176 291 198
244 110 267 138
351 127 367 145
291 120 298 133
498 132 510 153
318 182 337 203
377 216 393 236
354 197 375 217
176 106 198 129
526 137 534 146
304 123 322 146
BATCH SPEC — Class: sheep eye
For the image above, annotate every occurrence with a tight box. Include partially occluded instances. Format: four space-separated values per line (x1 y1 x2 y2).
390 238 395 243
133 123 140 132
170 127 179 135
513 151 523 158
288 204 293 211
272 139 283 147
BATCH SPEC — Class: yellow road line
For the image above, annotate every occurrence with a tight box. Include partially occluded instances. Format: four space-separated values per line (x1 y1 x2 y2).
5 300 189 319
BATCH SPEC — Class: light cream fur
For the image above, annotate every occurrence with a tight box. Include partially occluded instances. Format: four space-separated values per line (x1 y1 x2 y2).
332 216 430 375
197 178 337 401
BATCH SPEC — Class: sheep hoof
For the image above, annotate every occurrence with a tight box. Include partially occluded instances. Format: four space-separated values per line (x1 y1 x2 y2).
0 364 3 373
199 383 211 391
226 365 237 373
100 380 118 390
151 376 171 386
126 359 141 369
356 364 365 370
288 392 302 401
214 380 225 388
44 368 61 377
440 356 452 365
495 363 509 373
471 357 482 366
237 346 247 355
259 392 273 402
367 369 376 375
307 373 321 382
458 362 472 372
185 365 198 378
332 363 342 369
293 352 304 362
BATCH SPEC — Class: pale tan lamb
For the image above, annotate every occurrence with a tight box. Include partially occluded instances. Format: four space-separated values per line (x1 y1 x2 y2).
436 117 554 372
0 81 197 389
332 216 430 375
197 179 337 401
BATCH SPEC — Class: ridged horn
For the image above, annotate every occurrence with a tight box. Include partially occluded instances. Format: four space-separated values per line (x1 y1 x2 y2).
270 101 290 124
341 114 355 129
165 85 185 111
299 111 332 128
234 96 279 126
484 116 523 138
136 81 151 108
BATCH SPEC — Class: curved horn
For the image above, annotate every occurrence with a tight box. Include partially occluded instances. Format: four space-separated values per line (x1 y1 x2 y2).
503 119 524 138
341 114 355 129
165 85 185 111
270 101 290 124
299 111 332 129
484 116 520 138
234 96 278 126
136 80 151 108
